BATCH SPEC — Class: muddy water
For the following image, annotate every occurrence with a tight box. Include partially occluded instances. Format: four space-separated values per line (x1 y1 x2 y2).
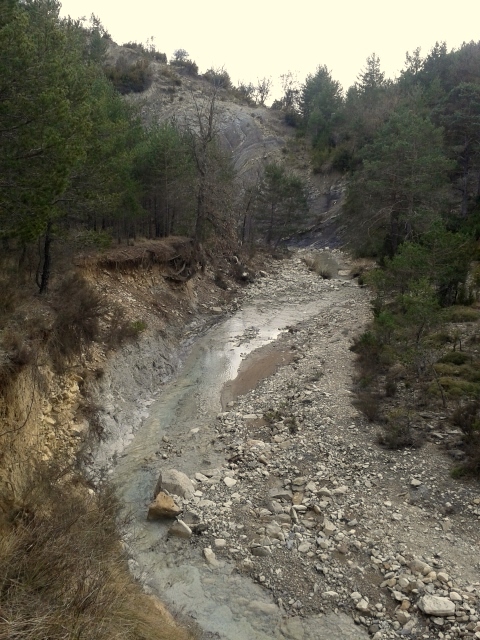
109 287 367 639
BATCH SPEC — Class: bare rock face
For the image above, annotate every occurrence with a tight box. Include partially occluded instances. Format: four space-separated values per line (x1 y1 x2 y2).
155 468 194 499
147 491 182 520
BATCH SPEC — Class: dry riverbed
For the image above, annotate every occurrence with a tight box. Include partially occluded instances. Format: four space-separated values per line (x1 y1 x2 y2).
102 250 480 640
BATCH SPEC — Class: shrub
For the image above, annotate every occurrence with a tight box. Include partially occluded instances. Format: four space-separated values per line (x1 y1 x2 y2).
439 351 471 365
48 274 104 370
353 391 381 421
203 67 231 89
445 306 479 323
451 401 480 476
171 59 198 76
104 58 152 94
378 409 414 449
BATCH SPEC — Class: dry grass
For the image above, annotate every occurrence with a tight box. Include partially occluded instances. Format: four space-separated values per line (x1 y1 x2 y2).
302 252 339 279
0 461 194 640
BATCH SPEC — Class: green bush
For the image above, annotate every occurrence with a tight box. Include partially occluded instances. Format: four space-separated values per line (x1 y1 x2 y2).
203 68 231 89
439 351 471 365
171 59 198 75
445 306 479 323
104 58 152 94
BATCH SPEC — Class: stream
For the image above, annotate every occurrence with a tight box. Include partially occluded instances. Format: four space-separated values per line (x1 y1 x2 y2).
103 255 369 640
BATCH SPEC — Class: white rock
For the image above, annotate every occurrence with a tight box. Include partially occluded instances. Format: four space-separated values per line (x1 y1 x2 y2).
223 477 237 488
214 538 227 548
356 599 369 612
204 547 220 566
419 595 456 617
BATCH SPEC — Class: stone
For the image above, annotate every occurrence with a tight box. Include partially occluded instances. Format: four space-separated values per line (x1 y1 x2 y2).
214 538 227 548
332 485 348 495
223 476 237 488
410 478 422 487
268 487 293 500
449 591 462 602
409 558 432 575
280 616 304 640
418 595 456 617
396 610 411 625
251 545 272 557
323 519 336 537
356 599 369 612
147 492 182 520
155 469 194 498
168 520 192 538
203 547 220 567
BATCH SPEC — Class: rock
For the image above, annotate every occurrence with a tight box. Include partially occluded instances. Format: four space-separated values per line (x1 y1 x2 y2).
168 520 192 538
147 492 182 519
396 610 411 625
214 538 227 548
418 595 456 617
203 547 220 567
332 485 348 495
449 591 462 602
223 476 237 488
437 571 449 583
323 519 336 537
155 469 194 498
409 558 432 575
251 545 272 557
356 599 369 612
268 487 293 500
410 478 422 487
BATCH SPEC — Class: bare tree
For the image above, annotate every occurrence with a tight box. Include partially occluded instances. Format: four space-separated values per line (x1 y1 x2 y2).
280 71 300 110
187 82 236 246
254 77 272 105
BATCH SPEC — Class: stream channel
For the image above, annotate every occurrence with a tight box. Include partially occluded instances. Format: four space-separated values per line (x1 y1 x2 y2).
103 261 368 640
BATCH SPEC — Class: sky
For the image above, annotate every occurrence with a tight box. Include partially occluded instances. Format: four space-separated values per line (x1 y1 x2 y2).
59 0 480 101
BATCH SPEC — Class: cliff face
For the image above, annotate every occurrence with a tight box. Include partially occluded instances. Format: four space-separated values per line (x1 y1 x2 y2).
105 42 291 178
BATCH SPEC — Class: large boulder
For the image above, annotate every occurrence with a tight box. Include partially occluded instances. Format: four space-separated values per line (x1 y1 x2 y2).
147 492 182 520
155 468 194 499
418 595 456 617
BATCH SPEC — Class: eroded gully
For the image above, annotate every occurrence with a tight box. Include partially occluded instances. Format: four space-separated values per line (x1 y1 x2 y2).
103 252 370 640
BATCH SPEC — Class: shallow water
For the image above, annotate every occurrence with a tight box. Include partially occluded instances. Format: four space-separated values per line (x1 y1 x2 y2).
107 279 368 639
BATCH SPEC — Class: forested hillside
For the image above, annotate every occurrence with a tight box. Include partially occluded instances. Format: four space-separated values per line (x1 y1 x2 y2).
284 44 480 470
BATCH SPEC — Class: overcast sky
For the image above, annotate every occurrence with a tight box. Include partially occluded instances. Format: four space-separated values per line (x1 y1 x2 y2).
59 0 480 100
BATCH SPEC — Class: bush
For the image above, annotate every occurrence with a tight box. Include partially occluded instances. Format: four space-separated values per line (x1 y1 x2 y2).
451 401 480 476
203 67 231 89
48 274 104 371
352 391 381 421
445 306 479 323
104 58 152 94
378 409 415 449
439 351 471 365
171 59 198 76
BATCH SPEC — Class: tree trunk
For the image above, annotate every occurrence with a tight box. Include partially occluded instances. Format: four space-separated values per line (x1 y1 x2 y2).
38 222 52 294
